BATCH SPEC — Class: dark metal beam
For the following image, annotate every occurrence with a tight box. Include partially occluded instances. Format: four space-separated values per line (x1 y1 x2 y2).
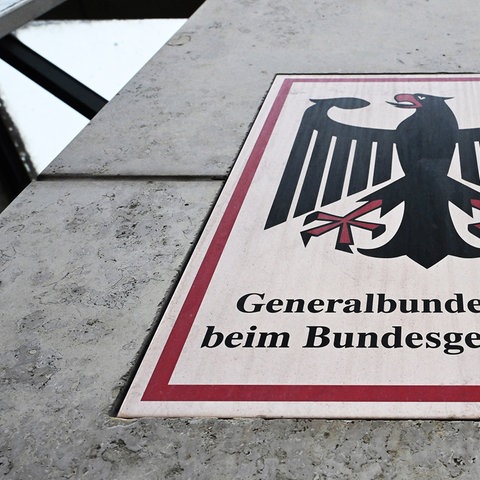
0 34 107 119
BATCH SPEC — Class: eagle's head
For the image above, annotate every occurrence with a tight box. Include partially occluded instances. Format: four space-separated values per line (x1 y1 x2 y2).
387 93 453 109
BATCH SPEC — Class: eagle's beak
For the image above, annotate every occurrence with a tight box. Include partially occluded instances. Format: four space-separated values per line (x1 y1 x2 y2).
387 93 422 109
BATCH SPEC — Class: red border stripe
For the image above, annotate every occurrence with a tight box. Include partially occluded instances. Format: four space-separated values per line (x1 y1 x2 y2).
142 78 294 399
142 76 480 403
146 385 480 402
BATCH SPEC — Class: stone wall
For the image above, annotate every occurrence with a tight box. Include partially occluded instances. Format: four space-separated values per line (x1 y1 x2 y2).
2 1 480 477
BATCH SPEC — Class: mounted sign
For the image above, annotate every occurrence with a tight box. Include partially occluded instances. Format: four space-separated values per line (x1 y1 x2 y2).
119 74 480 418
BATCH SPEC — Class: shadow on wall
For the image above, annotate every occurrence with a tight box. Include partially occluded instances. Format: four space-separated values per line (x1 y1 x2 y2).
0 98 32 213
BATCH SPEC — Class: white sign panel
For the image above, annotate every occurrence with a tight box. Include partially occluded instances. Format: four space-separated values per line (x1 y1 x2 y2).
120 75 480 418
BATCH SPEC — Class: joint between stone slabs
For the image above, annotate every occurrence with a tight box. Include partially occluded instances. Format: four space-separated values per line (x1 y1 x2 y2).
36 173 228 182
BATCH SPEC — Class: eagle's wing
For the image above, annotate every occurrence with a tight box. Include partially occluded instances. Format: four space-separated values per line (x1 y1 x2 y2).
265 98 397 229
457 128 480 186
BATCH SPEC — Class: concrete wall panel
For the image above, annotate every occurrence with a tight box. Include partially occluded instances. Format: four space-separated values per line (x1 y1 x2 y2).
4 0 480 477
45 0 480 177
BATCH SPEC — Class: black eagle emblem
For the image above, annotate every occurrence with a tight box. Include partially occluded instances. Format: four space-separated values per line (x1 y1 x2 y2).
265 94 480 268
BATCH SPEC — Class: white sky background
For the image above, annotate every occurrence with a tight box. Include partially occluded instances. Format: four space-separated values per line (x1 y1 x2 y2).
0 19 186 173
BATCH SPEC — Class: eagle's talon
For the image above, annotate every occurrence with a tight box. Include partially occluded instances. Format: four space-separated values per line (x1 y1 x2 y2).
468 223 480 239
303 211 320 225
301 230 312 246
372 224 386 239
335 243 353 253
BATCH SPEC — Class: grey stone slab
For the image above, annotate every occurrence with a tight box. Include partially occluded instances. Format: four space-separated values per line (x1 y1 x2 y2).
0 178 222 478
1 182 480 479
44 0 480 177
5 0 480 477
0 0 65 37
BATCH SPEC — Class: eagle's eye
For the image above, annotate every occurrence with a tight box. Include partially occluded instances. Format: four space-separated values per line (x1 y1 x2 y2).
418 96 426 100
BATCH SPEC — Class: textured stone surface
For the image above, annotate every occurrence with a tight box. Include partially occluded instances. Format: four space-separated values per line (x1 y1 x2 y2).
0 179 222 478
9 417 480 478
44 0 480 177
3 0 480 478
